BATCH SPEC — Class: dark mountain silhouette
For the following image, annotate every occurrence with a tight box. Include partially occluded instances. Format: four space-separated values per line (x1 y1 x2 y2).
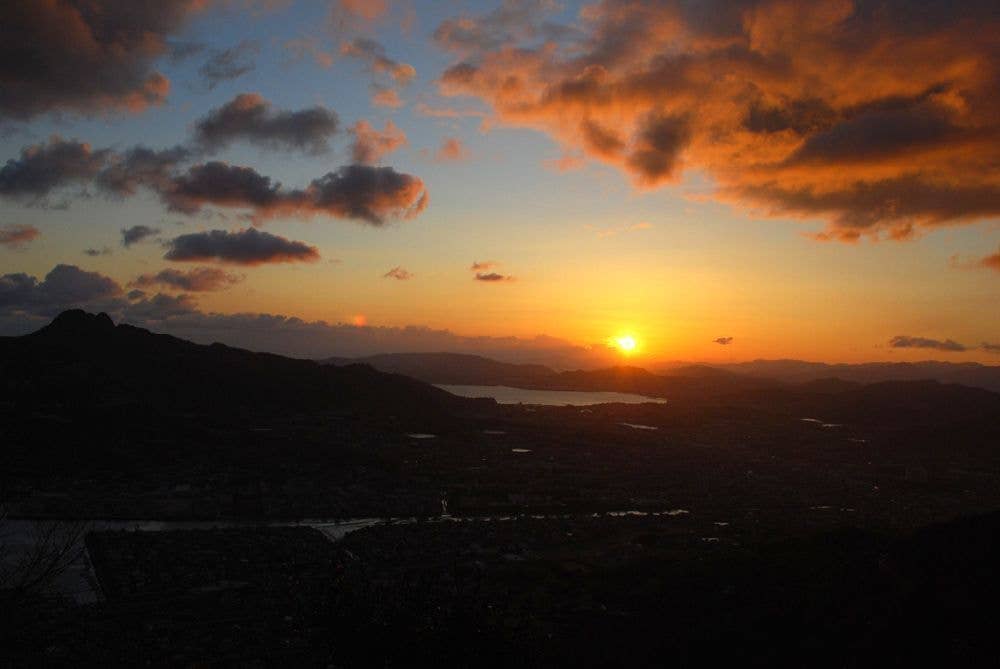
0 310 474 418
709 358 1000 393
324 353 782 399
322 352 557 386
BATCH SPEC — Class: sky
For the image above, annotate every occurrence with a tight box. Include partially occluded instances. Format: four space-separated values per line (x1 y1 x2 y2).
0 0 998 367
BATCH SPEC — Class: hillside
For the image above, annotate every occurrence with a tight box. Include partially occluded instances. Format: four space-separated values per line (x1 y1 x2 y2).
0 311 473 419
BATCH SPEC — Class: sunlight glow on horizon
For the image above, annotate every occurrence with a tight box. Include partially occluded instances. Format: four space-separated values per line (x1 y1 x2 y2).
612 334 638 356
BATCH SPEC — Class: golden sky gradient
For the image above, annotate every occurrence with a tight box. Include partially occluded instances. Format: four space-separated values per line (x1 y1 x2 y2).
0 1 997 365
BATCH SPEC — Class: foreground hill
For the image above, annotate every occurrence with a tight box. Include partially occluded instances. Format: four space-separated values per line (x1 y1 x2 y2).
2 313 998 521
0 310 472 418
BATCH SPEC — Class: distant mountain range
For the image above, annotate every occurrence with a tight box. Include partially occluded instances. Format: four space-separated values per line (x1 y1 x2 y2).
324 351 1000 397
706 359 1000 393
319 353 799 400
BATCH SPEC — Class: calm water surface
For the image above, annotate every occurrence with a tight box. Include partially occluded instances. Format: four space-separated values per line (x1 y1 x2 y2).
436 384 667 406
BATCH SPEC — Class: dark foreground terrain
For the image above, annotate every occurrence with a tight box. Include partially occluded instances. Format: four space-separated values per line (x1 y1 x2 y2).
3 312 1000 665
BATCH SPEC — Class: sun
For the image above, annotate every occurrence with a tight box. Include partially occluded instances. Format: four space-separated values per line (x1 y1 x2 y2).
613 334 638 355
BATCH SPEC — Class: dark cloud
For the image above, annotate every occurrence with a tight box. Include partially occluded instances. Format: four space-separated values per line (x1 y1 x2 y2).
198 40 260 89
0 136 430 225
163 228 320 265
131 267 243 292
889 335 967 352
383 266 412 280
84 247 113 257
625 112 692 186
0 140 187 206
0 224 39 249
0 1 199 119
194 93 340 154
0 138 110 203
350 120 407 164
162 162 282 215
981 342 1000 353
161 162 427 224
475 272 513 282
743 97 837 135
713 337 733 345
739 177 1000 241
167 40 206 63
783 101 964 167
290 164 428 225
436 0 1000 240
0 264 121 316
127 289 147 301
121 225 161 248
96 145 190 197
122 292 198 320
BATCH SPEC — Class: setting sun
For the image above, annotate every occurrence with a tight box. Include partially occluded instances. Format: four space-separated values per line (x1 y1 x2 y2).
613 335 638 354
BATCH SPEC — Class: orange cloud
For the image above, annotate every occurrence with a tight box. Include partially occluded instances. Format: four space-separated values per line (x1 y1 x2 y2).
334 0 388 22
414 103 487 119
0 224 40 249
372 88 403 108
435 137 468 162
435 0 1000 241
350 120 408 164
592 221 653 238
980 247 1000 273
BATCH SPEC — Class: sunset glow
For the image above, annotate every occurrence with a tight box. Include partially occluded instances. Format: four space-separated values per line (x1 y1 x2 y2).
0 0 997 366
613 335 638 355
3 3 1000 661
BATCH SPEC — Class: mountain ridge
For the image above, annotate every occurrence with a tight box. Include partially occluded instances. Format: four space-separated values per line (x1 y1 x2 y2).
1 310 477 419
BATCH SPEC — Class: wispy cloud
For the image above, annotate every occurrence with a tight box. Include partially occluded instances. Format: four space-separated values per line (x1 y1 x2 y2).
383 266 413 280
588 221 653 239
0 224 39 249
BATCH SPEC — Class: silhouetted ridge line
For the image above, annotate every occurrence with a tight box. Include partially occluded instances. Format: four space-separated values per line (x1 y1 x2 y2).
1 310 482 419
35 309 115 337
325 352 780 399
